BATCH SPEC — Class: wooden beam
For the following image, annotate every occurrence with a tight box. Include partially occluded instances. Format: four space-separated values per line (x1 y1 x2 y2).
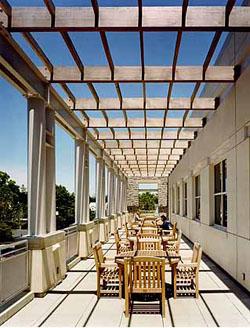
0 0 11 27
41 65 235 82
96 131 195 140
43 0 55 27
6 7 250 32
86 117 203 128
22 32 53 73
67 97 217 110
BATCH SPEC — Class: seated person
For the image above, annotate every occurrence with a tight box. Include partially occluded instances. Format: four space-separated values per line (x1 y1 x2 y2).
161 215 171 230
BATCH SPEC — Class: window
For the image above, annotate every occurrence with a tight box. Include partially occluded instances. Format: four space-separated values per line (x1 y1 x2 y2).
176 185 180 214
172 186 175 213
183 181 188 216
214 160 227 227
194 175 201 220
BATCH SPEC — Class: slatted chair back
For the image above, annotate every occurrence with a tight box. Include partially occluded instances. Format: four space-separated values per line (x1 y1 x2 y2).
137 237 161 250
93 242 104 270
141 227 158 235
191 242 202 267
166 229 182 254
124 222 129 238
142 219 156 227
172 222 177 236
124 257 165 317
114 230 121 252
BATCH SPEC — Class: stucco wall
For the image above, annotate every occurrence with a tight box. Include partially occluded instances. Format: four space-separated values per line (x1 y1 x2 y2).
168 32 250 291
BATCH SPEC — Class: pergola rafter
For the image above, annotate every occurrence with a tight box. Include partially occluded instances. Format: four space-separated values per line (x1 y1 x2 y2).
0 0 245 177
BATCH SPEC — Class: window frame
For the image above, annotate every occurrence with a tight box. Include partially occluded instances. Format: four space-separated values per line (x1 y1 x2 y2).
176 185 180 215
213 159 227 228
183 181 188 217
194 175 201 220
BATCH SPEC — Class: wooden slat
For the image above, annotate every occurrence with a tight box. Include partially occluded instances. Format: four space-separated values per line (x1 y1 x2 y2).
43 0 55 26
43 65 235 82
22 32 53 73
7 6 250 31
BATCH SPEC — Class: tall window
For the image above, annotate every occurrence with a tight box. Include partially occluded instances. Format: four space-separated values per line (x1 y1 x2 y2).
176 185 180 214
183 181 188 217
172 187 175 213
194 175 201 220
214 160 227 227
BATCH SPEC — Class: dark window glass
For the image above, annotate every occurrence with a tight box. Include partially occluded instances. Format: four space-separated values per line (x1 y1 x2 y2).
194 175 200 220
214 160 227 228
183 182 187 216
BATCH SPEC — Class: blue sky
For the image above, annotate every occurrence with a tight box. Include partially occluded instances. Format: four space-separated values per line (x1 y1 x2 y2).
0 0 241 193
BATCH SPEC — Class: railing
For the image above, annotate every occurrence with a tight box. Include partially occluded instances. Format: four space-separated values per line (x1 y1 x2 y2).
64 225 79 263
0 240 29 306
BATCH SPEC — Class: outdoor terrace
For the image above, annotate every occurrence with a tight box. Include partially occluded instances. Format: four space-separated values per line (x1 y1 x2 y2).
3 232 250 327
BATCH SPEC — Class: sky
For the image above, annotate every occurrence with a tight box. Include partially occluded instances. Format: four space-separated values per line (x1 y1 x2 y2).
0 0 242 193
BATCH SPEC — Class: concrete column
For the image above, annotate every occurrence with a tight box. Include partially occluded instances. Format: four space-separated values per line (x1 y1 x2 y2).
83 143 89 222
96 155 105 219
28 97 65 295
45 108 56 233
108 167 114 216
75 139 86 224
116 174 121 213
28 97 47 236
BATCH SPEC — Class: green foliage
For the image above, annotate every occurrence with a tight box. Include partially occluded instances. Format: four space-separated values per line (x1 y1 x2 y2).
0 171 28 241
56 185 75 230
0 221 14 242
139 192 158 211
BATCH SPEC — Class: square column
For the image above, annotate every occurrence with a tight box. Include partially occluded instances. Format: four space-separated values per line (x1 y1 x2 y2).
27 96 64 295
82 143 90 222
75 138 86 224
96 154 105 219
28 97 56 235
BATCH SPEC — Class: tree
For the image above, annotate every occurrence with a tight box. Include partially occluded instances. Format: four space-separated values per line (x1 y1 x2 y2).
139 192 158 211
0 171 28 241
56 185 75 229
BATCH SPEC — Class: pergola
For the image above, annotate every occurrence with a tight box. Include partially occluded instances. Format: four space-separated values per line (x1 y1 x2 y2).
0 1 248 228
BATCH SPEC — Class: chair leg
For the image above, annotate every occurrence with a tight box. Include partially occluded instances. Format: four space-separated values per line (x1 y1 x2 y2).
118 266 122 299
125 293 129 317
173 264 177 299
195 276 199 298
97 272 100 298
161 294 165 318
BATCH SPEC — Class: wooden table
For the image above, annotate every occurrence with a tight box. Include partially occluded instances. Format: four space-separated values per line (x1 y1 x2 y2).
115 249 180 296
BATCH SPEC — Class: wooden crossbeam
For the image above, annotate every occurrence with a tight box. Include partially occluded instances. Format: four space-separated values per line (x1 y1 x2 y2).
96 131 195 140
67 97 217 111
4 7 250 32
43 0 55 26
86 117 203 128
22 32 53 73
40 65 235 83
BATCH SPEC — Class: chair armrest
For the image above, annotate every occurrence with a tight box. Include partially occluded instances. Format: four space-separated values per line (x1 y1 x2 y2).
100 263 118 268
178 263 197 268
162 229 173 234
104 257 115 261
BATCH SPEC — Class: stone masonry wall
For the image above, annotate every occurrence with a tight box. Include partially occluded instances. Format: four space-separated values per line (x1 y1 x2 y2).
127 177 168 211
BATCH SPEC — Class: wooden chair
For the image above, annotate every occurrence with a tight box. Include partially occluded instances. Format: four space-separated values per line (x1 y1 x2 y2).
141 227 158 235
137 237 161 250
162 222 177 240
142 219 156 227
114 230 131 254
93 242 122 298
125 222 137 238
165 230 182 254
124 257 166 317
173 242 202 298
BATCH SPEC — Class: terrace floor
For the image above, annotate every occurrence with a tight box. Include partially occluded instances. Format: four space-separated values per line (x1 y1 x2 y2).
3 233 250 327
